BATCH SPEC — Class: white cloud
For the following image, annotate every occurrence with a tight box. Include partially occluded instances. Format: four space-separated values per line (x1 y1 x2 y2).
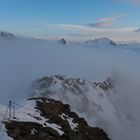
87 14 127 28
87 18 116 28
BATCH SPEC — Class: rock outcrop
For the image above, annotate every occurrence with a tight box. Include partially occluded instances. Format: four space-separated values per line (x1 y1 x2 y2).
58 39 67 44
4 98 110 140
32 75 114 97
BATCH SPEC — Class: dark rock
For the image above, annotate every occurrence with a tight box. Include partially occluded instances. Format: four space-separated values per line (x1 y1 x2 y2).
4 98 110 140
59 39 67 44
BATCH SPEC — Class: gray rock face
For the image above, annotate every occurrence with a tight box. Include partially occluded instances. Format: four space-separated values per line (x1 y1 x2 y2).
32 75 114 97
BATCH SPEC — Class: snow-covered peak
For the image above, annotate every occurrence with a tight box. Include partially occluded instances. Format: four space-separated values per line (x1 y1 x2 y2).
85 37 116 46
58 38 67 44
0 31 16 39
32 75 114 98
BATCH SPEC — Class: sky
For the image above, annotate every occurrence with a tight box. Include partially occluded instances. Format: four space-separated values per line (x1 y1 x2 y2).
0 0 140 41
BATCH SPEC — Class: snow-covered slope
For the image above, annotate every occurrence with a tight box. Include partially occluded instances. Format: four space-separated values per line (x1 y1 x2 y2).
85 37 117 46
31 74 140 140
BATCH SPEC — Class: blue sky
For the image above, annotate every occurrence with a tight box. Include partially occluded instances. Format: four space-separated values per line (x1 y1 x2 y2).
0 0 140 40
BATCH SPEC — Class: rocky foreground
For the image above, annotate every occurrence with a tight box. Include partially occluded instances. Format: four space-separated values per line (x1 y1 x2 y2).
4 98 110 140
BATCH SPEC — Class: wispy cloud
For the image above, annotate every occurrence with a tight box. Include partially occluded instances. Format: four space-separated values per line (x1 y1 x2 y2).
45 23 139 42
43 12 139 42
87 17 116 28
87 13 127 28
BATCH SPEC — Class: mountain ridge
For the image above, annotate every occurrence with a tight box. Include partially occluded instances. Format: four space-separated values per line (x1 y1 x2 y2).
4 97 110 140
0 31 16 39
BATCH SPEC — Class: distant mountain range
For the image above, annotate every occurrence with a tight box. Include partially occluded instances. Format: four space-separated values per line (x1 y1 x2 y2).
0 30 136 47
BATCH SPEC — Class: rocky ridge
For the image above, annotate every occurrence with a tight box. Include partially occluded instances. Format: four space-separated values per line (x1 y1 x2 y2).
4 98 110 140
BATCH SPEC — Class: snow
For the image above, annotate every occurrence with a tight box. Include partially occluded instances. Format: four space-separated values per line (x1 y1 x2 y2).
85 37 116 47
12 99 64 135
60 113 78 130
0 126 12 140
30 128 37 135
0 99 64 138
67 118 78 130
0 36 140 139
45 122 64 135
0 105 8 121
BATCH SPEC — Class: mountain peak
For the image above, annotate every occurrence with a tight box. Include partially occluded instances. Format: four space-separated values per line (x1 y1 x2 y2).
4 98 110 140
134 28 140 33
58 38 67 44
0 31 16 39
86 37 116 46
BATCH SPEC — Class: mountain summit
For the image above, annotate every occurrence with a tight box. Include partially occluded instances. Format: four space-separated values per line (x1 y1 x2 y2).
4 98 110 140
58 38 67 44
0 31 16 39
85 37 116 46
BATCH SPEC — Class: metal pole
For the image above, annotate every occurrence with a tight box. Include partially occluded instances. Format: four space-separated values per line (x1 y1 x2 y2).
9 101 11 118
